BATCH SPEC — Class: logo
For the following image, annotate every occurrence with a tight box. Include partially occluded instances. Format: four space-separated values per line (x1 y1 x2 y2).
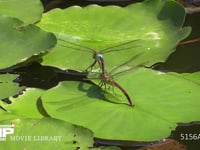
0 125 14 141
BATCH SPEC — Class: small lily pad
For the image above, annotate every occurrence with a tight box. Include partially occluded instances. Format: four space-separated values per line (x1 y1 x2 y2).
0 0 43 23
0 15 56 70
0 74 23 100
0 88 44 121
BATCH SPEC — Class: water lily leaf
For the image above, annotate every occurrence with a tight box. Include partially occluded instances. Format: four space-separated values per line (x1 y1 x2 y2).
172 72 200 85
0 117 94 150
0 0 43 23
0 108 18 119
37 0 191 71
92 146 121 150
0 74 23 100
0 88 45 121
0 15 56 70
41 68 200 141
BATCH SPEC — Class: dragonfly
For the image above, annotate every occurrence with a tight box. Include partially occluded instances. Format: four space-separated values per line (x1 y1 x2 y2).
90 53 145 107
58 38 141 72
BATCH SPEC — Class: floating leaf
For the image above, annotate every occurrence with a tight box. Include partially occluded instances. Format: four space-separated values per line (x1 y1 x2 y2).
41 68 200 141
173 72 200 85
0 0 43 23
0 88 44 121
0 74 23 100
0 15 56 69
37 0 191 71
0 117 94 150
92 146 121 150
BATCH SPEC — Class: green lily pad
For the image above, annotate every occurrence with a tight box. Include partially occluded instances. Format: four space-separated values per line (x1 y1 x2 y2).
92 146 121 150
37 0 191 71
0 74 23 100
0 88 44 121
0 15 56 70
41 68 200 141
0 0 43 24
173 72 200 85
0 117 94 150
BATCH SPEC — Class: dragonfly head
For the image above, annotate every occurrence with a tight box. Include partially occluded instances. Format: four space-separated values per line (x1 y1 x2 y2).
93 53 103 60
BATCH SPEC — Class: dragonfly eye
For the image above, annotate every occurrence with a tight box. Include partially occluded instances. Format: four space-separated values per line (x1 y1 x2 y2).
97 54 103 59
93 53 103 60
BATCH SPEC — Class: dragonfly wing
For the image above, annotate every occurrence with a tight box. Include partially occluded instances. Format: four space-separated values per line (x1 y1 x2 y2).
58 38 95 53
109 53 145 75
101 39 141 53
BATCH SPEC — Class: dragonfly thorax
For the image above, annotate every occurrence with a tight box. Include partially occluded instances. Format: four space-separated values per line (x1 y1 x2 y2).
100 72 114 85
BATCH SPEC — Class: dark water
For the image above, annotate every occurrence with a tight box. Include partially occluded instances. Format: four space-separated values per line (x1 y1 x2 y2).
154 12 200 73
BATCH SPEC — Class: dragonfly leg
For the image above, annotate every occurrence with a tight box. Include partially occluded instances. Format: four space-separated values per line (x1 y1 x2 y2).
108 85 120 97
85 60 97 72
111 85 116 95
99 81 113 91
98 80 104 88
